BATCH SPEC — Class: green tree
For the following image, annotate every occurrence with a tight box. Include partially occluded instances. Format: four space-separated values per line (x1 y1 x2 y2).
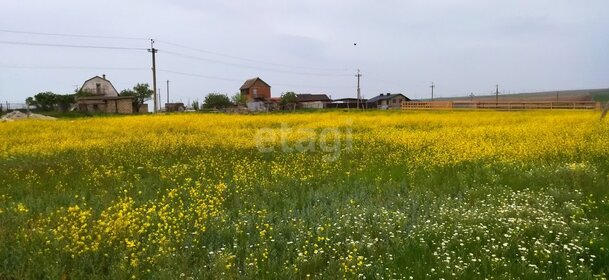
26 92 75 111
231 92 247 106
32 92 57 111
204 93 232 109
280 91 298 111
55 94 76 112
25 97 35 107
192 99 200 111
120 83 153 112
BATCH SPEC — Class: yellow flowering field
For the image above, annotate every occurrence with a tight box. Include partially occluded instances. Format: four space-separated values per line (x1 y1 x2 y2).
1 110 608 279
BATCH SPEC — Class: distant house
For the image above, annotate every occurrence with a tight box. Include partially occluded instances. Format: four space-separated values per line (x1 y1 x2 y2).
240 77 272 112
76 75 141 114
296 94 332 109
165 103 185 112
330 98 368 109
240 77 271 101
367 93 410 109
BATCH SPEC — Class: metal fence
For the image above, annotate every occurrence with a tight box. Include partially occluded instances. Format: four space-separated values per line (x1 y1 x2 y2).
0 102 28 112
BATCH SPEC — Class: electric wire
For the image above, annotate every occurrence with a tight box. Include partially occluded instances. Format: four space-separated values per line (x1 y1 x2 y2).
162 50 352 77
156 40 349 72
160 69 352 89
0 29 148 41
0 40 147 51
0 29 351 73
0 64 148 71
0 30 358 92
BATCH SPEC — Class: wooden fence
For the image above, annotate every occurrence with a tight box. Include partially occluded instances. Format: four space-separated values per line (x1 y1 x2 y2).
402 101 601 111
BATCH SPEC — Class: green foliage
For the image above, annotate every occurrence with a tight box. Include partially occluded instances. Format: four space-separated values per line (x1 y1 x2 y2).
191 99 200 111
280 91 298 110
25 97 34 106
55 94 76 112
26 92 75 111
120 83 153 112
231 92 247 106
32 91 57 111
1 112 608 278
591 89 609 102
203 93 232 109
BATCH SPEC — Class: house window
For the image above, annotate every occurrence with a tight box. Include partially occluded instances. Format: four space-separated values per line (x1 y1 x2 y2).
253 88 258 97
392 99 397 103
96 83 101 95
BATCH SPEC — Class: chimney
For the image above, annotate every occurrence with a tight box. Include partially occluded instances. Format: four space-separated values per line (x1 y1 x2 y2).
102 74 106 79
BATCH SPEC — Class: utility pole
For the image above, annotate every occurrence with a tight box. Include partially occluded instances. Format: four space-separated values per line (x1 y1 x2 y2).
148 39 158 113
430 82 435 101
495 84 499 104
556 91 559 102
166 80 170 105
356 69 362 109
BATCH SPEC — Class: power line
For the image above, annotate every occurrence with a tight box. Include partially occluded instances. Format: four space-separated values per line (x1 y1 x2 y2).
356 69 362 109
0 40 147 51
0 31 354 91
0 29 148 41
162 50 352 77
1 29 350 72
0 40 350 76
156 39 349 72
149 39 158 113
0 64 148 71
159 69 242 82
159 69 352 89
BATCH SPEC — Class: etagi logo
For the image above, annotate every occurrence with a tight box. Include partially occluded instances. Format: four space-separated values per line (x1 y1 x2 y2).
254 120 353 162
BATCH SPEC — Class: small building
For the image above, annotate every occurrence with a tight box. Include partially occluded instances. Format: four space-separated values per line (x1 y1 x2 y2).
296 94 332 109
165 103 185 112
330 98 368 109
366 93 410 109
240 77 271 101
76 75 137 114
239 77 272 112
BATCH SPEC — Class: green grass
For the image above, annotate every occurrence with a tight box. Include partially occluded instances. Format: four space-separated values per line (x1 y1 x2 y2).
591 89 609 102
0 111 608 279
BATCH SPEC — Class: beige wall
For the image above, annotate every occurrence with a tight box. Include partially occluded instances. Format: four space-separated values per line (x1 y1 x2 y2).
117 99 133 114
301 101 325 109
81 77 119 97
388 96 407 108
77 97 135 114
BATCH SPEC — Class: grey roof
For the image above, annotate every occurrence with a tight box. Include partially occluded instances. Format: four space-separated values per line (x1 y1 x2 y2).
296 94 332 102
366 93 410 103
240 77 270 90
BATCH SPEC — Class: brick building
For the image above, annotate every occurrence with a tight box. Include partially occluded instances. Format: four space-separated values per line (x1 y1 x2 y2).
240 77 271 101
76 75 140 114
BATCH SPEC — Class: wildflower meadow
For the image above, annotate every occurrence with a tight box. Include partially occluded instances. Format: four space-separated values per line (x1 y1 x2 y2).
1 110 608 279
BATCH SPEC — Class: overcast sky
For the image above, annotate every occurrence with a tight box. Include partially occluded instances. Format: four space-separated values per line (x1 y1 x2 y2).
1 0 608 103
